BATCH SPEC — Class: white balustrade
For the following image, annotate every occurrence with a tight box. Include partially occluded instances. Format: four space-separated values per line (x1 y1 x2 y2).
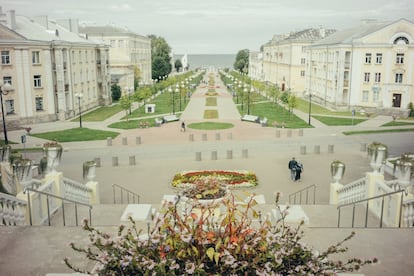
63 177 92 205
402 198 414 227
337 177 366 205
0 192 28 226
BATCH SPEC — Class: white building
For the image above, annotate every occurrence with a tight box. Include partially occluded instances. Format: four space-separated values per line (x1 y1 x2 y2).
248 51 263 81
79 25 152 92
0 7 111 126
305 19 414 114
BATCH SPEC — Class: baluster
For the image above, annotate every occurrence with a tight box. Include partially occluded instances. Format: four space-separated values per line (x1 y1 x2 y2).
0 200 4 225
407 203 414 227
3 201 11 225
16 203 26 226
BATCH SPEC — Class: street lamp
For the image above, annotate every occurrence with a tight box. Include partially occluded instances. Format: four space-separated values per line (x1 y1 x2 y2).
125 86 133 114
248 86 254 115
168 87 175 114
0 81 12 144
307 92 312 125
175 86 179 114
75 93 83 128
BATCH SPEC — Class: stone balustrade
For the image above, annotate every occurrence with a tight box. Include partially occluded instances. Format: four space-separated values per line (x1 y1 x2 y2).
337 177 366 205
62 177 92 205
0 192 27 226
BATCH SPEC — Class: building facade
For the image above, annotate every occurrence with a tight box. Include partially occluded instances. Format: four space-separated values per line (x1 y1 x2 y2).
0 8 111 126
305 19 414 113
261 28 335 94
79 25 151 94
248 51 263 81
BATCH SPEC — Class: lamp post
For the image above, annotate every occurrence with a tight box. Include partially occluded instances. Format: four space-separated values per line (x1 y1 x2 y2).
308 93 312 125
168 87 175 114
0 81 12 144
175 86 179 114
242 85 247 112
125 86 133 114
248 86 254 115
75 93 83 128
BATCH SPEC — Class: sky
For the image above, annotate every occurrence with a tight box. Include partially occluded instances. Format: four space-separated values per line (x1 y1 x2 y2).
2 0 414 54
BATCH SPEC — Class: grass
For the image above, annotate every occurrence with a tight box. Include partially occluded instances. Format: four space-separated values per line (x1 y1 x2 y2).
296 98 352 116
381 121 414 127
312 116 367 126
343 128 414 135
204 110 218 119
205 97 217 106
30 128 119 142
188 122 234 130
71 104 123 122
108 118 166 129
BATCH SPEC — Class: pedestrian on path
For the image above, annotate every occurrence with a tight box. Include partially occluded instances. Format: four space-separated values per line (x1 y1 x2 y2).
288 157 297 181
181 121 186 132
294 161 304 182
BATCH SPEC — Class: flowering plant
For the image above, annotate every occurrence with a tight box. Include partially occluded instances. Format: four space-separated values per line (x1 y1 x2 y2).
181 176 227 200
65 192 378 275
172 170 258 188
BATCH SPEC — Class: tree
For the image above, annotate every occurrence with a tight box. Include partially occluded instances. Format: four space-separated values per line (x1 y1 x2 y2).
149 35 172 80
111 84 121 102
234 49 249 74
174 59 183 72
119 96 131 121
133 66 141 90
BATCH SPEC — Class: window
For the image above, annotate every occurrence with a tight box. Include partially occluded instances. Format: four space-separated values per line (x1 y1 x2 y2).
32 51 40 64
118 40 124 48
396 53 404 64
395 73 403 83
3 76 12 85
374 73 381 83
393 36 409 44
364 72 370 83
35 97 43 111
301 58 306 65
1 51 11 64
362 90 369 102
376 53 382 64
373 90 379 102
110 40 116 47
300 70 305 77
5 99 14 114
34 75 42 88
365 53 372 64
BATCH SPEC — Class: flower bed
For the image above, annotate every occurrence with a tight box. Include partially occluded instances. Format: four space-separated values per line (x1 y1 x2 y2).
172 170 258 188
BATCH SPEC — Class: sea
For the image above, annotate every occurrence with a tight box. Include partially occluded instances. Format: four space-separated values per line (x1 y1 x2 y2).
173 54 235 70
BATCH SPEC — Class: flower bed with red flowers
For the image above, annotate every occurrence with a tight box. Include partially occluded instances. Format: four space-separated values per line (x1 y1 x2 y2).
171 170 258 188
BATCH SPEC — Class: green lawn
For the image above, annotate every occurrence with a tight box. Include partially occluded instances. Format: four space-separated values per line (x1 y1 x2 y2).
381 121 414 127
71 104 123 122
30 128 119 142
296 98 352 116
204 110 219 119
205 97 217 106
188 122 234 130
312 116 367 126
343 128 414 135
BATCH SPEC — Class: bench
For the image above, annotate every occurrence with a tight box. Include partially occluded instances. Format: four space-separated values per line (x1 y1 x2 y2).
155 118 163 126
163 114 179 123
241 114 259 123
120 204 152 222
260 117 268 127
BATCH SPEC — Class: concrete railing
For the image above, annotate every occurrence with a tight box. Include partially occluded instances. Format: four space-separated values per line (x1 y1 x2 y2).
63 177 92 205
337 177 367 205
0 191 27 226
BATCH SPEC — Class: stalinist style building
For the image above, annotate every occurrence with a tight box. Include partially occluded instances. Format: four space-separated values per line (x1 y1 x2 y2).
305 19 414 114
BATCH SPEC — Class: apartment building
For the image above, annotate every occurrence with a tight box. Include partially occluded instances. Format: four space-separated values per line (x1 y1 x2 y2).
261 28 336 93
0 7 111 126
79 25 151 92
305 19 414 113
248 51 263 81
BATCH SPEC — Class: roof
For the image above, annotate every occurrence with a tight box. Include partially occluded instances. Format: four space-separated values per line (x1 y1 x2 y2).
266 28 336 47
79 25 149 40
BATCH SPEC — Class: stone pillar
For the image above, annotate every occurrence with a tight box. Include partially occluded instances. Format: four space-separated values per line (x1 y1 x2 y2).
314 145 320 154
189 134 194 142
227 133 233 140
276 130 281 138
107 137 112 146
242 149 248 159
329 182 344 205
202 133 207 141
360 143 367 152
195 152 202 161
215 133 220 141
86 181 100 205
287 130 292 137
129 156 136 166
136 137 142 145
328 144 334 153
112 157 119 167
298 129 303 137
227 150 233 159
211 151 217 160
122 137 128 145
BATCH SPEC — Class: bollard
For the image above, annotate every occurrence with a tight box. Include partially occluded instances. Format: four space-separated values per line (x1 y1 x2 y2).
287 129 292 137
94 157 101 167
360 143 367 152
129 156 136 166
112 156 119 167
189 134 194 142
195 152 202 161
328 144 334 153
298 129 303 137
107 137 112 146
314 145 320 154
215 133 220 141
227 150 233 159
136 136 141 145
300 146 306 155
276 130 281 138
211 151 217 160
122 137 127 145
227 133 233 140
242 149 248 159
202 133 207 141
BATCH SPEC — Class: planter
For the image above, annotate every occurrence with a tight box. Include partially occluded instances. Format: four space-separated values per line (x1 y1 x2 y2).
12 158 33 188
331 160 345 184
0 145 11 162
393 153 414 191
83 160 97 181
43 142 63 173
367 142 387 173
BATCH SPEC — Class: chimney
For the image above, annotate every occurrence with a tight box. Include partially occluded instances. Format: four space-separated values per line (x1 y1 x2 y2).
7 10 16 30
319 26 326 38
33 16 49 29
56 18 79 34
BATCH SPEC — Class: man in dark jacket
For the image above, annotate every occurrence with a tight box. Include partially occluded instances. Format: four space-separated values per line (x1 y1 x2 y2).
288 157 297 181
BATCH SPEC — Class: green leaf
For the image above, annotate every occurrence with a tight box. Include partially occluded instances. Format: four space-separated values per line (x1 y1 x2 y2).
206 247 215 261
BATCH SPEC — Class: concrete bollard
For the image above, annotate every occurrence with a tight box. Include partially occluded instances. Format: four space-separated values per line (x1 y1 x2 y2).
314 145 320 154
328 144 334 153
211 151 217 160
242 149 248 159
227 133 233 140
195 152 202 161
227 150 233 159
202 133 207 141
94 157 101 167
122 137 128 145
298 129 303 137
136 136 141 145
287 130 292 138
112 157 119 167
107 137 112 146
276 130 281 138
129 156 136 166
189 134 194 142
215 133 220 140
360 143 367 152
300 146 306 155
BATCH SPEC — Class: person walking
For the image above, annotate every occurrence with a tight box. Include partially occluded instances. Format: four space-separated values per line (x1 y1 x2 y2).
288 157 297 181
181 121 186 132
295 161 304 182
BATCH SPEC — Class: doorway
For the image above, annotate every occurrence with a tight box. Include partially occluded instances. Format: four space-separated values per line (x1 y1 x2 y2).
392 93 401 108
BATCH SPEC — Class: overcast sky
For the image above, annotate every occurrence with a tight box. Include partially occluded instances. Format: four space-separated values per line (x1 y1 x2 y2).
3 0 414 54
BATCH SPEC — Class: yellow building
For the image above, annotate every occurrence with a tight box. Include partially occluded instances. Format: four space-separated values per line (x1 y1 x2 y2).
0 8 111 126
305 19 414 114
